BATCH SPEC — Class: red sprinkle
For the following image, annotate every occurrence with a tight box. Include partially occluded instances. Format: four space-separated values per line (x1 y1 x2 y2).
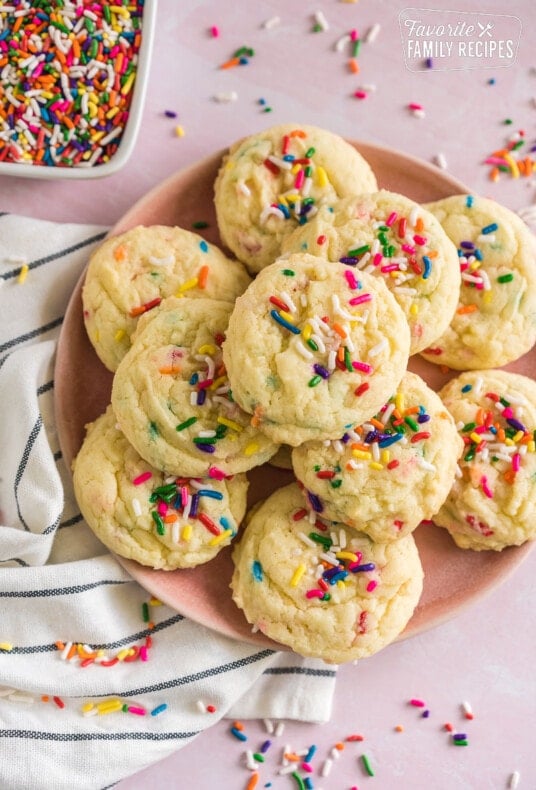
346 734 365 742
269 295 290 311
355 382 370 396
316 234 327 245
411 431 431 443
198 513 220 535
293 508 308 521
132 471 152 486
129 297 162 318
387 460 400 470
53 696 65 709
316 470 336 479
263 158 280 175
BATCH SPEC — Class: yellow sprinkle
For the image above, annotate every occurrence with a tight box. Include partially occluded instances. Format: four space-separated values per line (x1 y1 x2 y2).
149 597 163 606
97 699 123 714
182 524 192 542
290 563 306 587
120 72 136 96
175 125 185 137
279 310 295 324
284 193 300 203
116 649 130 661
336 551 358 562
210 375 227 390
93 330 100 343
409 303 418 316
336 579 346 588
527 440 535 452
512 430 524 443
503 152 520 178
302 324 312 341
106 106 120 120
0 642 13 651
110 4 129 15
198 344 216 355
114 328 126 342
91 130 105 142
87 101 98 118
369 462 383 471
381 450 390 464
504 438 514 446
352 450 371 460
291 163 301 174
217 416 243 432
244 442 259 456
81 702 94 713
316 166 328 187
177 276 198 293
395 393 404 412
469 432 482 444
17 264 29 284
482 291 493 305
209 529 233 546
277 195 288 206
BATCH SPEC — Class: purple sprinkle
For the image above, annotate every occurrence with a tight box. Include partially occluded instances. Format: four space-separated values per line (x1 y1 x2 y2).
307 491 323 513
341 433 351 444
460 241 475 250
260 740 272 753
197 389 207 406
425 57 433 68
507 417 526 433
422 709 430 718
364 430 379 444
350 562 376 573
453 733 467 740
164 110 178 118
313 364 330 379
196 444 215 454
189 494 200 517
339 256 358 265
417 414 431 423
323 566 342 581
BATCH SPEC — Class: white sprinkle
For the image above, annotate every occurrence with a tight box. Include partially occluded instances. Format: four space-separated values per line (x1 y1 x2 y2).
332 439 344 454
281 744 291 764
295 342 314 360
274 721 285 736
334 33 351 52
477 233 496 244
213 91 238 103
0 687 15 697
263 718 274 733
82 705 98 717
321 757 333 777
171 521 180 543
418 458 436 472
8 692 34 704
279 764 298 776
409 206 420 227
262 15 280 29
462 700 473 716
480 269 492 290
434 152 448 170
339 528 347 549
298 532 317 548
508 771 521 789
236 181 251 197
313 10 329 30
310 333 326 353
149 255 174 267
473 376 483 396
320 551 338 565
280 290 297 312
412 108 426 119
131 498 142 517
190 392 198 406
330 746 341 759
245 750 257 770
368 338 388 357
198 430 217 438
268 154 292 170
365 23 381 43
196 700 206 713
60 641 73 661
371 441 380 462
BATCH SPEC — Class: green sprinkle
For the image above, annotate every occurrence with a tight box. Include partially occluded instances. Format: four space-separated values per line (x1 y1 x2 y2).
192 221 209 229
304 166 312 177
282 269 295 276
352 38 361 57
464 448 476 462
193 436 217 445
504 118 513 125
321 593 331 601
307 339 319 351
149 421 159 439
361 754 375 776
312 23 322 32
305 147 316 158
262 107 273 113
348 244 371 257
512 139 525 151
122 704 129 712
308 375 322 387
253 753 265 763
151 511 165 535
453 740 468 746
499 396 510 407
309 532 332 549
330 479 342 489
176 417 197 431
142 602 150 622
103 4 111 23
344 346 352 372
461 422 476 432
404 416 418 431
497 273 514 283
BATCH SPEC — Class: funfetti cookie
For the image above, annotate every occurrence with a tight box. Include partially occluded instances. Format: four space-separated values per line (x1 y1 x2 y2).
82 225 251 371
222 253 411 446
281 190 461 354
434 370 536 551
214 123 377 274
291 371 463 542
111 297 278 477
72 406 249 570
420 194 536 369
230 483 423 664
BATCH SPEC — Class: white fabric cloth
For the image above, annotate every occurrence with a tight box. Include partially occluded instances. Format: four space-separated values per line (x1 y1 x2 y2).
0 214 336 790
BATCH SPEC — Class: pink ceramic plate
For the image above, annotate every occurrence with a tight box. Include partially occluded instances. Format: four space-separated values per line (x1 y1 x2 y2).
55 141 535 651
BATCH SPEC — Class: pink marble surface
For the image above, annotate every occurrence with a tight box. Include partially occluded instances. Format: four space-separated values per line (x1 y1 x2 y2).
2 1 535 787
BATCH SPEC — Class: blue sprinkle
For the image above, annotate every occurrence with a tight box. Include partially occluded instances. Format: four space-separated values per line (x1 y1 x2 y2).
270 309 301 334
474 248 483 260
425 57 433 69
219 516 232 531
190 372 199 385
461 384 473 393
150 704 168 717
327 570 348 585
189 494 200 517
488 78 496 84
258 98 266 105
422 255 432 279
482 222 498 234
197 489 224 500
196 443 215 453
304 779 314 790
231 726 247 741
283 154 295 162
378 433 404 448
252 560 263 581
305 744 317 762
466 195 474 208
199 240 209 252
278 202 291 219
196 389 207 406
239 56 249 65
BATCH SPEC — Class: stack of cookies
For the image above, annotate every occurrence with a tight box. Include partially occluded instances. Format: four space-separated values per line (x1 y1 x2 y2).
73 123 536 664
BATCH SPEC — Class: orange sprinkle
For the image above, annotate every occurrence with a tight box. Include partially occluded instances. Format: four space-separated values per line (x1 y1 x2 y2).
220 56 240 69
517 159 527 176
283 753 302 762
476 407 485 426
503 469 516 484
158 365 182 375
246 773 259 790
66 643 78 660
496 427 506 442
12 14 23 33
415 217 424 232
426 249 439 258
251 405 263 428
402 407 419 416
197 264 209 289
290 129 307 138
392 408 403 421
55 640 65 651
41 695 50 703
395 724 404 732
348 58 360 73
439 365 450 374
233 721 244 731
334 742 345 751
457 304 478 315
163 513 178 523
332 322 347 339
490 167 500 182
369 418 385 430
71 36 80 59
113 244 127 262
337 347 345 362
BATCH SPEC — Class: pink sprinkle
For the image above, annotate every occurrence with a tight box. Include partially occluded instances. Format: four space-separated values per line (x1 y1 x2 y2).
512 453 521 472
413 234 427 246
349 293 372 306
502 406 514 419
301 763 313 773
139 646 149 661
197 378 214 390
354 90 368 100
350 28 359 41
366 580 378 592
306 589 324 599
157 501 167 517
210 25 219 37
344 270 359 290
294 169 305 190
408 102 423 110
410 698 426 707
385 211 398 227
133 471 152 486
181 486 189 507
209 466 227 480
373 252 383 266
128 706 147 716
401 244 415 254
381 263 400 273
481 476 493 498
352 361 373 374
484 156 508 166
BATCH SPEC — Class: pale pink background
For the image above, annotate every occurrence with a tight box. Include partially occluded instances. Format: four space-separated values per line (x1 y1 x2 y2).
1 1 535 787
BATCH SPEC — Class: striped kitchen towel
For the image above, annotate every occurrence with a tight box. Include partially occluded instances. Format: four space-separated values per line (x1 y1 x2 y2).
0 214 336 790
